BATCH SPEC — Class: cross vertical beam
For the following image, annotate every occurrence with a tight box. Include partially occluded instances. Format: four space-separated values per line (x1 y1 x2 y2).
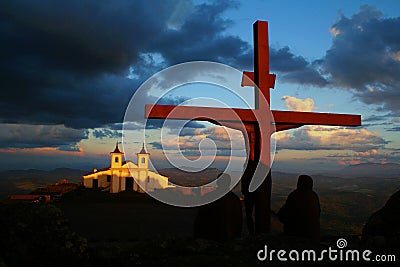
245 21 272 234
254 21 270 108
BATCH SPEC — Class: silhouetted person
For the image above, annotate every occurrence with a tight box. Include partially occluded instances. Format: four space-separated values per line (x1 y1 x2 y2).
241 161 272 235
278 175 320 241
362 190 400 247
194 173 242 241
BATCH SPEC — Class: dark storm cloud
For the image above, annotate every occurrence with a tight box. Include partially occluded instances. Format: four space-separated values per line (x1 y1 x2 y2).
318 5 400 115
150 0 250 67
144 119 205 131
0 0 331 134
386 126 400 132
271 47 308 72
0 124 88 149
58 145 81 152
0 0 173 75
149 141 163 150
1 0 251 132
279 66 328 86
270 47 328 87
92 129 122 139
0 0 177 129
364 113 393 122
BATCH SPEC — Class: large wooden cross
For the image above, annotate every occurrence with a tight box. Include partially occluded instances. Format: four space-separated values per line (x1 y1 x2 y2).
145 21 361 233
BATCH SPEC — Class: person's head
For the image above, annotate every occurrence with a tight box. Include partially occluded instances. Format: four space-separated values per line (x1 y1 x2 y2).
297 175 313 191
216 173 231 190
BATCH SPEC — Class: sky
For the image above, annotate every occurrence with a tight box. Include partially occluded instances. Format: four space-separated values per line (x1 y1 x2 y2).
0 0 399 174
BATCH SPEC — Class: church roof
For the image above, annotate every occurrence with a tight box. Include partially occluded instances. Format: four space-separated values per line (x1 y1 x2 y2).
138 143 148 154
111 142 123 154
83 165 111 176
83 160 131 176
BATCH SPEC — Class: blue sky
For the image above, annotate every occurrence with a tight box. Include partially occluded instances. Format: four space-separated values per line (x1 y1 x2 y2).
0 0 399 174
225 1 400 59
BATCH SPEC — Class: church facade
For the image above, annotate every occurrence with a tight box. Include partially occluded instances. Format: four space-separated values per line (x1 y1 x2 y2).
83 143 171 193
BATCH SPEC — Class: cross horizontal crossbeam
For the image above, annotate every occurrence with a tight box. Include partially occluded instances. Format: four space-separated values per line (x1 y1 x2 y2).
145 104 361 130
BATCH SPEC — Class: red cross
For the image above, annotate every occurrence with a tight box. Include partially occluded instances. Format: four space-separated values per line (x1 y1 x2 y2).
145 21 361 233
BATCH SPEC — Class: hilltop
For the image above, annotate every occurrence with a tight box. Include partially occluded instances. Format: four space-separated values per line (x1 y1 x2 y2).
0 168 85 199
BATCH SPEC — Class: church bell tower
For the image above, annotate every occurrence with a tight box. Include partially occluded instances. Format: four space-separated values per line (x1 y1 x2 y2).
137 143 149 169
109 141 124 193
110 142 123 169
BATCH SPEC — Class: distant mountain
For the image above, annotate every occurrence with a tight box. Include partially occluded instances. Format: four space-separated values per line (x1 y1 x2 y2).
0 168 85 199
0 168 85 181
336 163 400 178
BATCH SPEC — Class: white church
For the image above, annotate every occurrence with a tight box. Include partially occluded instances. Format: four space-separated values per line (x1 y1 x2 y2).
83 143 172 193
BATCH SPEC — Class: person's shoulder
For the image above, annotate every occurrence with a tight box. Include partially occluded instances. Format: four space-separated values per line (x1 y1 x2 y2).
288 190 299 197
311 190 320 201
311 190 319 197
